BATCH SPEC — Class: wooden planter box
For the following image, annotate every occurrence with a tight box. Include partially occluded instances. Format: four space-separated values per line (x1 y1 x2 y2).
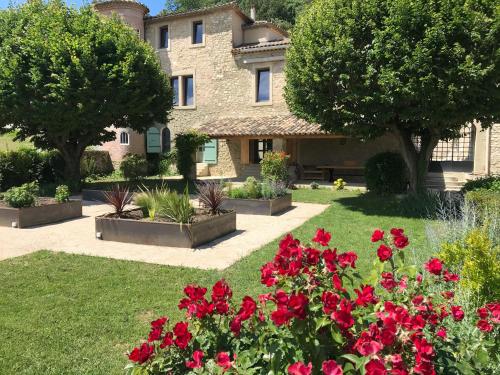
0 200 83 228
82 189 135 202
220 193 292 215
95 210 236 248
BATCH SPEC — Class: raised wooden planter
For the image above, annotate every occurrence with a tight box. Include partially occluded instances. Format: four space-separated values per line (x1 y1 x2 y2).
220 193 292 215
0 200 83 228
95 210 236 248
82 189 135 202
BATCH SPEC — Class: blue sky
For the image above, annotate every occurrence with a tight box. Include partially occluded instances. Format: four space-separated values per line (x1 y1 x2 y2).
0 1 166 16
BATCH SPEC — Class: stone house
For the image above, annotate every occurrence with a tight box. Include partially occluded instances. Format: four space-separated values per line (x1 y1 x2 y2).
94 1 500 187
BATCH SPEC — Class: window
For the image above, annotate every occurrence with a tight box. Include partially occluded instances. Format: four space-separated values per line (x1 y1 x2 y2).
192 21 203 44
256 68 270 102
171 77 179 106
250 139 272 164
159 26 169 49
119 132 129 145
183 75 194 106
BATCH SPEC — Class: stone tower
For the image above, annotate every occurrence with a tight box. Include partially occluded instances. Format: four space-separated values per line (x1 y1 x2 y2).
92 1 150 164
92 0 149 39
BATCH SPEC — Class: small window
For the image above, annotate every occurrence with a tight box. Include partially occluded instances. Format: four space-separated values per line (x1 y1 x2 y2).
192 21 203 44
171 77 179 106
250 139 272 163
183 75 194 106
256 68 270 102
160 26 169 49
119 132 129 145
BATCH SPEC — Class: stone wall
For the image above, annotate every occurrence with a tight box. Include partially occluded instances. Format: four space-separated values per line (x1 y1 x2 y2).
144 8 290 176
490 123 500 174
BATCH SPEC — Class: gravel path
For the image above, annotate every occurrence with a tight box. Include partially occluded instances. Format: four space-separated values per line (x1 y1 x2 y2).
0 200 328 270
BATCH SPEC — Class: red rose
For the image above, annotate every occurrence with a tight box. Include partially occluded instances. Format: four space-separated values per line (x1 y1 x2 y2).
393 235 409 249
380 272 397 291
186 350 204 369
288 293 309 319
443 270 459 282
477 319 493 332
304 247 321 265
451 306 464 321
322 291 340 314
260 262 277 286
173 322 192 349
371 229 384 242
332 299 354 330
160 332 173 348
184 284 207 301
271 307 291 326
338 251 358 268
212 279 232 302
377 244 393 262
390 228 404 236
238 296 257 320
424 258 443 275
354 331 383 356
312 228 331 246
436 327 447 339
365 359 387 375
354 285 378 307
322 360 343 375
150 316 168 330
128 343 154 364
230 316 242 335
477 307 489 319
147 327 162 342
216 352 232 371
288 361 313 375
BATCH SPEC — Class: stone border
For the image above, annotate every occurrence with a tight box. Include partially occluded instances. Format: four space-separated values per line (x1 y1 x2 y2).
220 193 292 215
0 200 83 228
95 210 236 248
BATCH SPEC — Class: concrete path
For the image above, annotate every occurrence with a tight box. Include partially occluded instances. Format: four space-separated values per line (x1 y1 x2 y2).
0 201 328 270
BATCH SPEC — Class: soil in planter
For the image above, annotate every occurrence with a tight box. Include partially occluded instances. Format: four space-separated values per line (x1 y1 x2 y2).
0 197 59 209
103 208 233 224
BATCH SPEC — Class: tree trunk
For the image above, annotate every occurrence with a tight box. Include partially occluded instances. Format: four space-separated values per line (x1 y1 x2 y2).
58 144 85 191
392 126 440 194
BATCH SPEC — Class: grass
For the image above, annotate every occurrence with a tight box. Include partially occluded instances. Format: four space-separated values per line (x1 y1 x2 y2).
0 131 33 151
0 189 432 374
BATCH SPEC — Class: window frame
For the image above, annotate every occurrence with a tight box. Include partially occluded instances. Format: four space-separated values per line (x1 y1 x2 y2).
191 20 205 46
159 25 170 50
171 77 179 107
183 75 194 107
171 72 196 109
253 65 273 106
119 131 130 146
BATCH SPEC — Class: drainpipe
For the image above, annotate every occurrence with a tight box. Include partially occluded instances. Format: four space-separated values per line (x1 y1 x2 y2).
485 127 491 175
250 5 256 21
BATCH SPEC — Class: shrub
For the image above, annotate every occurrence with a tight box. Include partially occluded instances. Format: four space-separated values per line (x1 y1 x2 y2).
465 190 500 220
243 177 260 199
120 154 148 181
174 132 209 180
196 181 226 215
157 186 195 224
103 184 131 217
159 151 177 177
462 175 500 193
135 186 169 220
261 179 275 199
228 187 248 199
80 150 113 179
3 182 39 208
260 151 289 183
439 229 500 301
54 185 70 203
333 178 346 190
0 148 63 191
126 228 499 374
364 152 408 194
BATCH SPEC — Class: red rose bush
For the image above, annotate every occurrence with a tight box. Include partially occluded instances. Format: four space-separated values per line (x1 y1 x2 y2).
126 228 499 374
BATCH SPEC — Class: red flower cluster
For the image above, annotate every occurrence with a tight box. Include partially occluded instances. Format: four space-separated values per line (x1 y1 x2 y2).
230 296 257 335
128 343 154 364
476 302 500 332
270 290 309 326
371 228 408 262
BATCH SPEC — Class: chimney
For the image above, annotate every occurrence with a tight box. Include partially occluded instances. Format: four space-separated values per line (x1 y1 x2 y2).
250 5 256 21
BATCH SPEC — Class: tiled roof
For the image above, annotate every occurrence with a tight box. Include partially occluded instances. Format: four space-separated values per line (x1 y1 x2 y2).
195 115 325 137
232 40 289 54
93 0 149 14
242 21 289 37
145 1 251 23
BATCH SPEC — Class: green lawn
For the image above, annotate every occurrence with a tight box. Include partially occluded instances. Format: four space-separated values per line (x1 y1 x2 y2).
0 132 33 151
0 190 432 374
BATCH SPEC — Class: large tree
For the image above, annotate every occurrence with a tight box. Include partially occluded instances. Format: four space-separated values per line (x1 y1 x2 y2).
0 0 172 185
285 0 499 192
164 0 309 29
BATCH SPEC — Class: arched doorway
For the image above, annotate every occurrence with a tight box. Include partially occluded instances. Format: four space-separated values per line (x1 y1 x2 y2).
162 127 171 153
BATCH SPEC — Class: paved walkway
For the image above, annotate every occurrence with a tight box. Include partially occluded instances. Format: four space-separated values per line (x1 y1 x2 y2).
0 201 328 270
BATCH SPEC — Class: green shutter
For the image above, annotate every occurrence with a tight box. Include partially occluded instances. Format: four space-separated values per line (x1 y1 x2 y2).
202 139 218 164
146 127 161 153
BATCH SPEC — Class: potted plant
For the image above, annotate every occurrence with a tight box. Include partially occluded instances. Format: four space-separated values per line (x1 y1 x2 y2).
0 182 82 228
95 183 236 248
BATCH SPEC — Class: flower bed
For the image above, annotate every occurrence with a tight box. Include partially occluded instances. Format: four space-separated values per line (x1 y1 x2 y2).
0 198 82 228
220 193 292 215
125 228 499 374
95 209 236 248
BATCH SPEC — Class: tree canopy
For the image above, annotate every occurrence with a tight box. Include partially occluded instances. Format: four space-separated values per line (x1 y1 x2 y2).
285 0 499 192
163 0 309 29
0 0 172 184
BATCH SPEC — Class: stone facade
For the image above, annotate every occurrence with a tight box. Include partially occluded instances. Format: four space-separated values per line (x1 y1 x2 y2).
489 124 500 174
